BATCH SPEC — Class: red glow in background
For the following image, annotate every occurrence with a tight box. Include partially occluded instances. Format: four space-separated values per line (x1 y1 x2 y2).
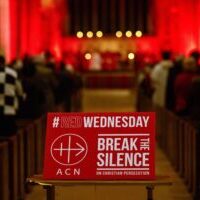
0 0 200 61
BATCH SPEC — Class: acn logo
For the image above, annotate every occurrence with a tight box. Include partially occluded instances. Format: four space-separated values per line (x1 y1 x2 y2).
50 134 88 166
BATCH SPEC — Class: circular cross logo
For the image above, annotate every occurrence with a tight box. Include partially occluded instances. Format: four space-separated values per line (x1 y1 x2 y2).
50 134 88 166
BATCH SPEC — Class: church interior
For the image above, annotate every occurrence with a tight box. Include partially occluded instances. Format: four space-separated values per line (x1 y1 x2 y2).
0 0 200 199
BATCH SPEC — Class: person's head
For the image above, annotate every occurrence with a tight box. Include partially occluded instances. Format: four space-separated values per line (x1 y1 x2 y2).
189 50 200 63
0 55 5 67
22 60 36 77
143 64 152 75
183 57 197 72
11 59 23 70
161 51 171 60
44 50 53 61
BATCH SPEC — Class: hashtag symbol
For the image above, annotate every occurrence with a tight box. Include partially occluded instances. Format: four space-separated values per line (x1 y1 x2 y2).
52 117 60 128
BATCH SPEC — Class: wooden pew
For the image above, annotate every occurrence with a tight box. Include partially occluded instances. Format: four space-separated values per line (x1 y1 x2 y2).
24 124 36 178
0 135 19 200
17 130 25 199
178 120 185 177
183 123 190 185
0 115 48 200
0 142 9 200
137 92 199 199
16 119 33 129
194 129 200 199
34 118 46 174
171 115 179 170
191 128 197 196
186 125 196 195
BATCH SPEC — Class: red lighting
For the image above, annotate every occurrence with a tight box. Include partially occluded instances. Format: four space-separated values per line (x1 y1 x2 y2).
0 0 11 60
0 0 200 61
154 0 200 55
53 44 61 60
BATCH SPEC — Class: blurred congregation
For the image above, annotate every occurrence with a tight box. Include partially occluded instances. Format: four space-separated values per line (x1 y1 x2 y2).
0 52 83 136
138 50 200 122
1 0 200 200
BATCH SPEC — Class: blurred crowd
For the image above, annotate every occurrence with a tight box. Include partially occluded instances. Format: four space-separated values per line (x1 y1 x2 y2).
0 51 82 137
138 50 200 122
3 48 200 137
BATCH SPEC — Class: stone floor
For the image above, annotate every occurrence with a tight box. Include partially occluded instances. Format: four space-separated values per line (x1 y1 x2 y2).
25 89 192 200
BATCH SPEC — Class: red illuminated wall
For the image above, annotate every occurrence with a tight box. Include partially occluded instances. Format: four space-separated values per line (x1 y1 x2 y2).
0 0 11 59
154 0 200 55
60 0 200 59
0 0 67 61
1 0 200 61
56 0 200 60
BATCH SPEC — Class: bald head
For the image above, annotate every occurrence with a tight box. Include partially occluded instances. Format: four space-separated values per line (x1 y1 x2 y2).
183 57 197 71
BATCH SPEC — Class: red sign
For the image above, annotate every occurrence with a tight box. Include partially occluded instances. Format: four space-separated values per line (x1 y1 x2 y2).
43 112 155 180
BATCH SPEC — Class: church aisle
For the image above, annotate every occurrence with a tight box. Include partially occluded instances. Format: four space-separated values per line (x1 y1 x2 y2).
82 89 136 112
26 89 192 200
